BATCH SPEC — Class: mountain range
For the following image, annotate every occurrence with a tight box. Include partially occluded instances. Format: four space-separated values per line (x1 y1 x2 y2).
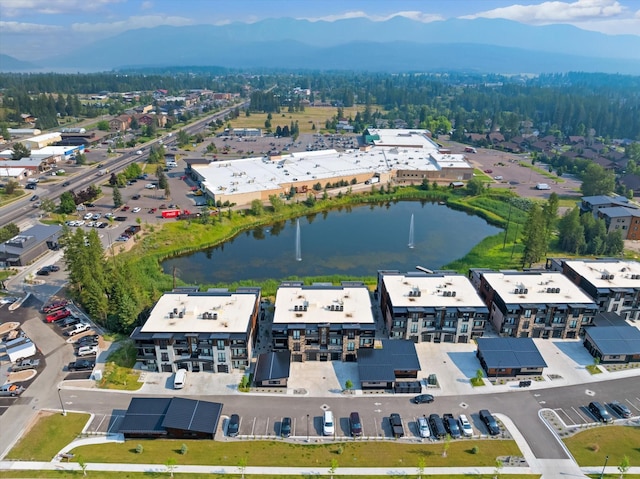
2 17 640 74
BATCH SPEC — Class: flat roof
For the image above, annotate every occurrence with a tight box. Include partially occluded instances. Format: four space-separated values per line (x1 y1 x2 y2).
564 259 640 290
358 339 421 382
381 272 487 308
476 337 547 369
481 271 596 306
273 283 374 325
141 291 258 334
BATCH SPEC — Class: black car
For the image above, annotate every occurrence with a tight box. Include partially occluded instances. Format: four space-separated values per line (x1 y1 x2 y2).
36 267 50 276
227 414 240 437
588 401 613 423
349 412 363 437
30 194 39 201
479 409 500 435
76 334 100 346
443 413 461 438
62 181 70 187
413 394 435 404
609 401 632 418
281 417 292 438
47 265 60 272
67 359 95 371
389 413 404 438
428 413 447 439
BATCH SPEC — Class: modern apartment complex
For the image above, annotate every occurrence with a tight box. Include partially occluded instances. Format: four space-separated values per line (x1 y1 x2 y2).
130 288 261 373
377 270 489 343
271 281 376 362
471 270 598 339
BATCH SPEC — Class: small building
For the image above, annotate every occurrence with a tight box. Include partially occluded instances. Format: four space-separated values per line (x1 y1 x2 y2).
253 351 291 387
109 115 132 132
581 312 640 364
21 133 62 150
232 127 262 137
0 224 61 267
377 270 489 343
271 281 376 362
130 287 261 373
476 337 547 378
119 397 222 439
357 339 421 390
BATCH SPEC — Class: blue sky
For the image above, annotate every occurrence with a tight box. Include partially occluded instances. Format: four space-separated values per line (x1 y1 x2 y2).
1 0 639 60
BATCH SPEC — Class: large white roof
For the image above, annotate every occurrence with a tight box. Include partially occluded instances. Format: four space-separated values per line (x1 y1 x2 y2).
381 272 486 308
141 292 258 334
273 284 374 325
564 259 640 290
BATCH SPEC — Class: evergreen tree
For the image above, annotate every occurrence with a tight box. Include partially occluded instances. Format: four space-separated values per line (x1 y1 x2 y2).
11 142 30 160
112 185 123 208
59 191 76 214
521 204 547 267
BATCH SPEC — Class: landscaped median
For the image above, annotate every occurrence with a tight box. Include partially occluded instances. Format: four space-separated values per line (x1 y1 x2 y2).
563 425 640 469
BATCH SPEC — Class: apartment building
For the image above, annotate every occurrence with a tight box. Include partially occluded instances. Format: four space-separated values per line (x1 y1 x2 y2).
377 270 489 343
550 258 640 321
271 281 376 362
130 288 261 373
472 270 597 339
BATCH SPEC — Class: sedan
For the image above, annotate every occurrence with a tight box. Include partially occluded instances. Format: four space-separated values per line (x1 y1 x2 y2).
227 414 240 437
77 345 98 357
609 401 632 418
47 265 60 272
75 334 100 346
132 207 141 213
281 417 292 438
30 195 39 201
412 394 435 404
62 181 71 187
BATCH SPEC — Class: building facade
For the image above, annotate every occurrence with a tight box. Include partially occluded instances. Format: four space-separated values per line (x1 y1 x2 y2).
377 270 489 343
130 288 261 373
271 281 376 362
471 270 598 339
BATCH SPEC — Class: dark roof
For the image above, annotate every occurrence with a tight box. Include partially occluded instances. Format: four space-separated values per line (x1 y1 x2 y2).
2 224 61 256
254 351 291 382
593 312 629 327
119 397 222 436
477 337 547 369
585 324 640 355
162 397 222 435
358 340 420 382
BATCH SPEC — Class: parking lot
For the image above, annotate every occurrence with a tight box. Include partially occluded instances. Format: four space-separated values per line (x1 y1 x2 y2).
551 396 640 428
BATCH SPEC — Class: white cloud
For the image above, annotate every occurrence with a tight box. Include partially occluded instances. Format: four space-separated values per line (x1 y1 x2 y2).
71 14 193 34
140 1 153 10
462 0 626 24
0 21 63 34
303 10 443 23
1 0 124 17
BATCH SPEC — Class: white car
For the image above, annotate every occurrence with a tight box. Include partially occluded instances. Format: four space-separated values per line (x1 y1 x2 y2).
83 213 93 220
86 221 95 227
132 207 141 213
144 183 156 189
494 175 503 180
75 220 85 226
77 345 98 356
459 414 474 437
65 323 91 336
417 416 431 438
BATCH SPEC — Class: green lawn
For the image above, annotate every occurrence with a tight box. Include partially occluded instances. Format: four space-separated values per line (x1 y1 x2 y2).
0 473 542 479
70 439 521 467
6 412 90 461
563 425 640 466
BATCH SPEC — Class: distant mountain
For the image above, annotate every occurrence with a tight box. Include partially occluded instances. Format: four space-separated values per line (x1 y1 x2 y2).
37 17 640 74
0 54 37 72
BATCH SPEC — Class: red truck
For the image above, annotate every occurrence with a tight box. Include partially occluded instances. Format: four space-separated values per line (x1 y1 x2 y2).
43 300 69 313
161 209 181 218
46 308 71 323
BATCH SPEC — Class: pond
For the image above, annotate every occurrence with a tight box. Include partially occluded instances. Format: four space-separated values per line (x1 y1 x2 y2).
161 201 502 284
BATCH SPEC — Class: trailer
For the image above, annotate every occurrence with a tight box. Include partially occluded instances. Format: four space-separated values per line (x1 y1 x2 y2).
7 340 37 363
97 168 109 177
161 209 181 218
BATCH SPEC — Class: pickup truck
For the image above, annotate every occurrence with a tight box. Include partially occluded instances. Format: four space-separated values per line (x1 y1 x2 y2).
11 358 40 372
46 309 71 323
0 384 25 397
65 323 91 337
389 413 404 438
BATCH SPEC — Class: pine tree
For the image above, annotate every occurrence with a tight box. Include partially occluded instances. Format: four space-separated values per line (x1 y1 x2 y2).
113 185 123 208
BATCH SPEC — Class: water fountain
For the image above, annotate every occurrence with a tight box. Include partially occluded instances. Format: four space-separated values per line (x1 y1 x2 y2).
408 213 415 249
295 218 302 261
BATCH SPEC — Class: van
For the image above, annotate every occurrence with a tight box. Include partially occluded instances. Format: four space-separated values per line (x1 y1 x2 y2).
174 368 187 389
166 161 177 168
323 410 334 436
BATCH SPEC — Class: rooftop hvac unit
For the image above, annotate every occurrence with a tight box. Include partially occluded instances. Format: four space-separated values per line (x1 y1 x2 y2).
451 291 456 297
178 311 184 318
173 308 178 314
294 305 299 311
338 305 344 311
330 304 335 311
213 313 218 320
303 305 308 311
169 312 174 319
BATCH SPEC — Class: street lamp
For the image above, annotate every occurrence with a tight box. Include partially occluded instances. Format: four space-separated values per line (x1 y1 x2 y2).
306 414 310 443
599 455 609 479
57 387 66 416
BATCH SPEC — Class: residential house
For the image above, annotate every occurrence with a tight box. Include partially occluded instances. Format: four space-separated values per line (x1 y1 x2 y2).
476 337 547 378
109 115 132 132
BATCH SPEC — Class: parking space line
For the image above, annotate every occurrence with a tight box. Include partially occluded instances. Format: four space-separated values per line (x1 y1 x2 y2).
626 399 640 412
95 414 107 432
107 415 123 433
251 417 256 436
293 417 296 437
571 406 589 423
265 417 269 436
554 408 576 425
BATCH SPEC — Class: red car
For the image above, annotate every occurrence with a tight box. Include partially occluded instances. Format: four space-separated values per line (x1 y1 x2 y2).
484 169 493 174
43 300 68 313
46 308 71 323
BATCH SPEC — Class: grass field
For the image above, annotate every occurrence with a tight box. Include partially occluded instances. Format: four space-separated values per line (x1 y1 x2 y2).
5 412 90 461
69 439 522 468
563 425 640 466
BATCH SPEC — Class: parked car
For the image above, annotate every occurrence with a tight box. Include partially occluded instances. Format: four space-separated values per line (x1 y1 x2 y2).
479 409 501 435
428 413 447 439
43 301 68 313
417 415 431 438
65 323 91 336
131 195 141 201
227 414 240 437
0 384 25 397
412 394 435 404
67 359 95 371
46 309 71 323
47 265 60 272
389 413 404 438
132 207 141 213
58 316 81 328
62 181 70 187
12 358 40 372
36 267 50 276
459 414 474 437
609 401 632 418
349 412 363 437
77 345 98 357
281 417 292 438
30 195 39 201
443 413 461 438
75 334 100 347
588 401 613 423
323 410 335 436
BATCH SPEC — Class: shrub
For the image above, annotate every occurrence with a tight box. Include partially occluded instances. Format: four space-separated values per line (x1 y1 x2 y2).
136 444 143 454
471 446 479 454
336 445 344 455
180 443 188 455
589 443 600 452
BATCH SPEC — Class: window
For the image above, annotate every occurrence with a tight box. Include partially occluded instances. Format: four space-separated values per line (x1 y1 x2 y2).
524 309 532 318
347 341 355 351
410 324 418 333
552 316 564 324
292 330 300 340
444 320 456 328
159 340 168 350
161 352 169 362
293 342 301 351
473 320 483 327
460 324 468 333
347 331 355 339
569 320 578 328
522 321 530 330
217 340 225 350
217 352 226 362
360 337 372 346
393 320 405 328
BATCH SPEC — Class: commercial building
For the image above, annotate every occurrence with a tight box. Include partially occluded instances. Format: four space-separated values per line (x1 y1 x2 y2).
471 269 598 339
0 224 61 267
357 339 421 390
582 312 640 364
550 258 640 321
21 133 62 150
377 270 489 343
271 281 376 362
476 337 547 378
130 288 261 373
253 351 291 387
